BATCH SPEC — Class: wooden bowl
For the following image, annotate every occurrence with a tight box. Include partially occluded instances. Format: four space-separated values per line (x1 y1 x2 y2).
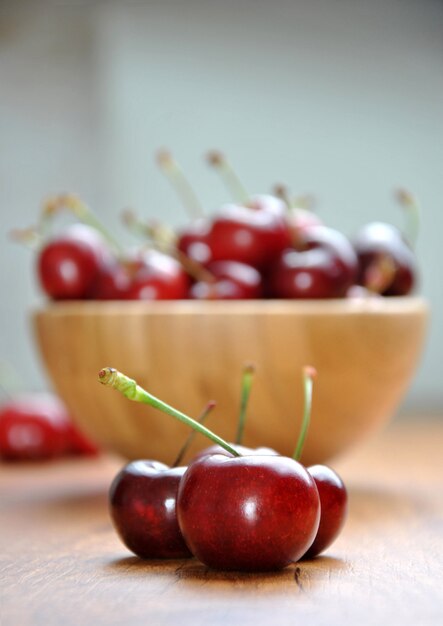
32 298 428 465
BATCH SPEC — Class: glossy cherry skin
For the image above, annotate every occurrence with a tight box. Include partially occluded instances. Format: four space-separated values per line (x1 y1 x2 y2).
268 226 358 299
207 204 292 270
0 393 71 460
109 460 192 559
303 465 348 559
177 454 320 571
189 260 263 300
125 250 190 300
37 224 111 300
353 222 416 296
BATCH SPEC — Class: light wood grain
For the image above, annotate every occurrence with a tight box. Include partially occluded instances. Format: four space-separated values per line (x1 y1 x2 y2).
33 298 428 464
1 417 442 626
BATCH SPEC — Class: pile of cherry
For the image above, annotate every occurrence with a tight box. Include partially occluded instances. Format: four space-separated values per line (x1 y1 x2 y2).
99 365 348 572
16 152 418 301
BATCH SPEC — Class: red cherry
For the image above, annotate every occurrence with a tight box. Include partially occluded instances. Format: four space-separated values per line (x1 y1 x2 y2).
268 226 358 299
93 260 133 300
207 204 291 270
177 454 320 571
37 224 112 300
125 250 190 300
0 393 71 460
353 222 416 296
189 260 263 300
109 460 192 559
303 464 348 559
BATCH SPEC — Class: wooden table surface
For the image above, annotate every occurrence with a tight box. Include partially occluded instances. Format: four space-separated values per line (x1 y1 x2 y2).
1 417 442 626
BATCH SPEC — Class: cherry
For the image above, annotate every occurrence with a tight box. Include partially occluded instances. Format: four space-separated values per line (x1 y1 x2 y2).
93 259 133 300
0 392 71 460
208 204 291 270
37 224 112 300
268 226 358 299
303 464 348 559
124 249 190 300
353 222 416 296
177 453 320 571
109 460 192 559
189 260 263 300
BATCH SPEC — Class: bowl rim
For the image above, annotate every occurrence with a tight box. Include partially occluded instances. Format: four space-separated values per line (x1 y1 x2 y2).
32 296 429 317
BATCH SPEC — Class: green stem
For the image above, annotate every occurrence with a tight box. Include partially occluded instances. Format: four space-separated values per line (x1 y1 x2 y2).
396 188 420 249
293 366 317 461
172 400 216 467
98 368 241 457
157 150 204 219
206 151 250 205
235 363 255 445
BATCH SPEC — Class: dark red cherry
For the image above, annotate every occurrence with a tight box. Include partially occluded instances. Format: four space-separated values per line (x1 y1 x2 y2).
37 224 111 300
109 460 192 559
0 393 71 460
303 464 348 559
268 226 358 299
353 222 416 296
125 250 190 300
177 454 320 571
207 204 292 270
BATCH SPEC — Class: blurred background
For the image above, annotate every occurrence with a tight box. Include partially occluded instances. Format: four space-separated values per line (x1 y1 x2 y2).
0 0 442 414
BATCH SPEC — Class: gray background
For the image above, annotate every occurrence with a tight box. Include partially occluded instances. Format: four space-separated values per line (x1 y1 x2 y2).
1 0 442 413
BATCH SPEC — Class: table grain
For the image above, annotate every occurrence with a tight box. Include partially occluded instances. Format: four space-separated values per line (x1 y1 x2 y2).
1 417 442 626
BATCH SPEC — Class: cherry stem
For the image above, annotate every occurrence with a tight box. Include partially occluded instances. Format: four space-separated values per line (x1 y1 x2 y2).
206 151 250 205
40 194 124 256
98 368 241 457
396 188 420 249
235 363 255 445
293 366 317 461
156 150 204 219
172 400 216 467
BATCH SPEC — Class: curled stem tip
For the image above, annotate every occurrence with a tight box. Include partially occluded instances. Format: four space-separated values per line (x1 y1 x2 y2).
293 366 316 461
98 368 240 457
